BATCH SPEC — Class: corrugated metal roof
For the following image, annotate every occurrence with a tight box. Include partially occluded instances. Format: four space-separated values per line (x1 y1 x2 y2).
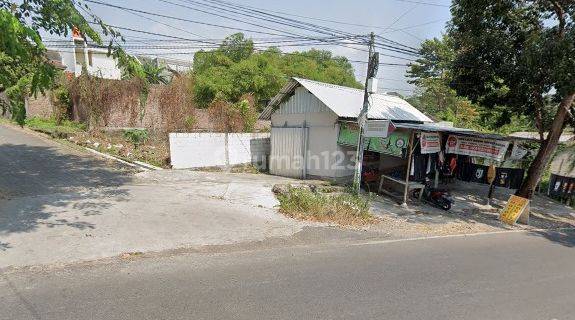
260 77 432 122
392 123 536 142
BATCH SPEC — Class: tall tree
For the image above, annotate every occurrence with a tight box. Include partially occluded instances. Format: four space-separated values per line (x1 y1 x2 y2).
406 35 480 128
0 0 142 124
192 34 361 109
449 0 575 198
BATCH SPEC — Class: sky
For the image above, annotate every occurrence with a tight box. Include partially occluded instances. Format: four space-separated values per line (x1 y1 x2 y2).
49 0 453 95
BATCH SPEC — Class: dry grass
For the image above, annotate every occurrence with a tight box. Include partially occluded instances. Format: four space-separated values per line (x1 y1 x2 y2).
276 186 377 226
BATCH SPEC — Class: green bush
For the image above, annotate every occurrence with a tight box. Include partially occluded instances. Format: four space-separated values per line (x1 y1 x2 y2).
123 129 149 148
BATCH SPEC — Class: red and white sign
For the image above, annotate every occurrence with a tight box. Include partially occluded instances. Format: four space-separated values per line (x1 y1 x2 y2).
420 132 440 154
446 135 510 161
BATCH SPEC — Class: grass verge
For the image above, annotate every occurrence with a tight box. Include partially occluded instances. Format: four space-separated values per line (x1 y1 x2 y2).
276 186 377 226
25 117 86 137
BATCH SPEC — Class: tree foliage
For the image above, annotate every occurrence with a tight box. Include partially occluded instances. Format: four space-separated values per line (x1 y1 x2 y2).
141 61 169 85
0 0 143 124
447 0 575 198
449 0 575 134
406 35 480 129
193 33 361 109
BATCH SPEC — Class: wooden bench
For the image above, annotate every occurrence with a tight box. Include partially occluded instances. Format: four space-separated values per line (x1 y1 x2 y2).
378 174 425 201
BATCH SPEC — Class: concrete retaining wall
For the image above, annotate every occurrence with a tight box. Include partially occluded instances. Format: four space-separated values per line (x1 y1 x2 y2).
169 132 270 169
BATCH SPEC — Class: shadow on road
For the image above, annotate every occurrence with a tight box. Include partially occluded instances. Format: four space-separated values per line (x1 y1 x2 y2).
0 142 133 247
0 143 132 198
527 229 575 248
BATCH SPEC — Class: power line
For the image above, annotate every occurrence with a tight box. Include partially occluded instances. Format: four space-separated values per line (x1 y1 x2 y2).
183 0 421 57
389 0 449 8
83 22 375 65
191 0 359 38
85 0 391 57
156 0 313 39
167 0 380 55
85 0 307 38
378 4 419 35
174 0 348 38
192 0 444 31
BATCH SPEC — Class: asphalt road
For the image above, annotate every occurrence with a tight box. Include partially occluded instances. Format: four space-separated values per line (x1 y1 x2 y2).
2 230 575 320
0 124 131 200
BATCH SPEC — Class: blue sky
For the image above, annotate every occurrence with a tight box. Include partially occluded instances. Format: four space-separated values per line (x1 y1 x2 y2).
58 0 453 94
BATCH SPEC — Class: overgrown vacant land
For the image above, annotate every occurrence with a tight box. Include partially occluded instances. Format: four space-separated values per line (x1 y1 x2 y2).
273 184 377 226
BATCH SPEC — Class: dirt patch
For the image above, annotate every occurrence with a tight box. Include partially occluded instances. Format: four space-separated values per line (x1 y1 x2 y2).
367 181 575 238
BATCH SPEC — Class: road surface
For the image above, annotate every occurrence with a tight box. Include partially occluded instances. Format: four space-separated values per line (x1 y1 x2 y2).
0 123 310 267
2 230 575 320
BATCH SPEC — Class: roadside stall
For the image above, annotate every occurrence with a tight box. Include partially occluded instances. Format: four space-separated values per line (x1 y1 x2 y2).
337 121 536 207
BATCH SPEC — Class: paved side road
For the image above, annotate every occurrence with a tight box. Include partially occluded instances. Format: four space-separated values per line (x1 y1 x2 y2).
2 230 575 320
0 124 308 268
0 124 131 200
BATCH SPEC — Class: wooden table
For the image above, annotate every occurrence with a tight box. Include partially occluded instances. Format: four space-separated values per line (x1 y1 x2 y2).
378 174 425 201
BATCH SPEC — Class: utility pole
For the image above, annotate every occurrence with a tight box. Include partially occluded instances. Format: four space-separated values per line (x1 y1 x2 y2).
353 32 379 194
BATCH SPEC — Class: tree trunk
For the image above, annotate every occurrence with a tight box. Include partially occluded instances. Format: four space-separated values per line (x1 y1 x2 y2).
516 92 575 198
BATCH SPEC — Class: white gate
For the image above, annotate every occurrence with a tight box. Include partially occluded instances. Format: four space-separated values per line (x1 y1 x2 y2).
270 127 308 178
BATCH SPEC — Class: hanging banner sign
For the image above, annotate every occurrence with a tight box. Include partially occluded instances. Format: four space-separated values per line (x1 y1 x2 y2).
499 195 530 225
509 142 529 160
420 132 441 154
446 135 510 161
337 124 408 158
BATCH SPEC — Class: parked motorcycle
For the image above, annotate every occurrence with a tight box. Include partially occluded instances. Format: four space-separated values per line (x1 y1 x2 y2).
413 179 454 211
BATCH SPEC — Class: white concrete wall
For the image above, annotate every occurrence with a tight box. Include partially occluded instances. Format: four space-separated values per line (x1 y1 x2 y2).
85 51 122 79
270 86 355 181
169 133 270 169
49 46 121 80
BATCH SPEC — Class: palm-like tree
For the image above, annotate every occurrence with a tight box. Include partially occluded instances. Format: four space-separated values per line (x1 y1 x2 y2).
142 61 169 85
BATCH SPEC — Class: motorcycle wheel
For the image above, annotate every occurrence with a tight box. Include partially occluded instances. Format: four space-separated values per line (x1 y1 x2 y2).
440 201 451 211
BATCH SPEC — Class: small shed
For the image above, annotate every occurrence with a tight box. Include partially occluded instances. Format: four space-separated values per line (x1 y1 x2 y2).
259 77 432 181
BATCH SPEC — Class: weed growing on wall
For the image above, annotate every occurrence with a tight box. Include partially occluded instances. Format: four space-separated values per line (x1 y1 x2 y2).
49 74 73 125
158 75 197 132
208 93 258 133
68 72 147 130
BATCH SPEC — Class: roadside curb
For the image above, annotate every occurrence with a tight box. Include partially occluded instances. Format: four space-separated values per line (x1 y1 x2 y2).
83 147 162 171
1 122 164 172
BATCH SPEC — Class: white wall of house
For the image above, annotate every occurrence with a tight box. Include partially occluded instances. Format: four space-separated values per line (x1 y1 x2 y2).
169 133 270 169
81 50 122 79
48 44 122 80
270 86 355 181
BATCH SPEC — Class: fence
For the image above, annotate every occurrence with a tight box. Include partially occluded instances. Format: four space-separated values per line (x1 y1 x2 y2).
169 132 270 169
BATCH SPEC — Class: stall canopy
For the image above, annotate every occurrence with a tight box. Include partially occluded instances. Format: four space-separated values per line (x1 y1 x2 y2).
392 123 536 142
340 121 538 206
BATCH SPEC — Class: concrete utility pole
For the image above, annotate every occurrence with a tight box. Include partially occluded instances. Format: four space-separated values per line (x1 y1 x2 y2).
353 32 379 194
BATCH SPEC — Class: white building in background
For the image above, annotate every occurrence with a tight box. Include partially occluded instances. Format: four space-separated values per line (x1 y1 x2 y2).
46 30 192 80
47 34 123 79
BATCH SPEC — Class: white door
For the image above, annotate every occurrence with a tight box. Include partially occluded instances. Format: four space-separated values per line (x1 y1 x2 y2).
270 127 308 178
